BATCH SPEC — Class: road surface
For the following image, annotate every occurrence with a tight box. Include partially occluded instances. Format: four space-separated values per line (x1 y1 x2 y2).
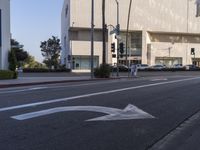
0 75 200 150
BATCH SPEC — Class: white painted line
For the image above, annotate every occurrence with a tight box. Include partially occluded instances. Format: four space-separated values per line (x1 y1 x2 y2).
150 78 168 81
29 87 47 90
0 77 200 112
11 104 154 121
0 80 122 94
0 87 47 94
43 78 144 89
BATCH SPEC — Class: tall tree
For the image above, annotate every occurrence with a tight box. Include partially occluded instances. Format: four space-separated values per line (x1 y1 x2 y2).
40 36 61 69
102 0 106 64
11 39 28 67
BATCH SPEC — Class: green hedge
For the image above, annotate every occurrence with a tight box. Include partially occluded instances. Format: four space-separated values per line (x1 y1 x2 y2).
23 68 71 73
0 70 18 80
94 64 111 78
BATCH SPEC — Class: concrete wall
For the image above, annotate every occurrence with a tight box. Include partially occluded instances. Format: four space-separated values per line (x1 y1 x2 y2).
0 0 10 70
62 0 200 68
149 33 200 65
70 0 200 33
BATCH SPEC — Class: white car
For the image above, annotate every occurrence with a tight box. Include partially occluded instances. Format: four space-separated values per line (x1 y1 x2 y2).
137 64 149 70
150 64 167 70
172 64 183 69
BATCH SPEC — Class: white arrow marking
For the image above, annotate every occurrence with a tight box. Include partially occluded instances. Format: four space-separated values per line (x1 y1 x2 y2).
11 104 155 121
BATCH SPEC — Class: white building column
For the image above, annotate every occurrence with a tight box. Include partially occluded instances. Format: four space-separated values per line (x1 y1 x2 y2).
0 0 10 70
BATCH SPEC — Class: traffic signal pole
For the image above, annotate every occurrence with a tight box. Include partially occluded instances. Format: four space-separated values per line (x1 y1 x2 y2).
115 0 120 77
126 0 133 77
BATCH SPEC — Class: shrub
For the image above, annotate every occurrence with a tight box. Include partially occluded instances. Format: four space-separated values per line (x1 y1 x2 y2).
13 71 18 79
94 64 111 78
0 70 17 80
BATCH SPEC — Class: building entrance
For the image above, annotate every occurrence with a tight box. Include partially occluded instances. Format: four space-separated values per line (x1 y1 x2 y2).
155 57 182 67
192 58 200 67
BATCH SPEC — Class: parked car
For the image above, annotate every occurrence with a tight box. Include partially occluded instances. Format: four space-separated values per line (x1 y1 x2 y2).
183 64 199 71
111 64 129 72
150 64 167 70
172 64 183 69
137 64 149 70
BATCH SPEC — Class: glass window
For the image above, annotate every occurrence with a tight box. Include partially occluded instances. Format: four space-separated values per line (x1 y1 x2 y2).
120 31 142 57
72 55 99 70
155 57 182 67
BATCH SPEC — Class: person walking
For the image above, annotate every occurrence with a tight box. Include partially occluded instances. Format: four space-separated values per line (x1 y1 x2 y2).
130 63 135 77
130 63 138 77
134 64 138 77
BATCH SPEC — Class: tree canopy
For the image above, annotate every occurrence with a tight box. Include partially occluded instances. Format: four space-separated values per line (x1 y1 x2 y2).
10 39 44 69
11 39 28 64
40 36 61 69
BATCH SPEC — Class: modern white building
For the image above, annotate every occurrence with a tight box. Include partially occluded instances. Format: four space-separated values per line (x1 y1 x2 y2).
61 0 200 71
0 0 10 70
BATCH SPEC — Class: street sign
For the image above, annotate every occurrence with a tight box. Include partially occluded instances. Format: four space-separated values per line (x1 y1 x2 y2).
11 104 155 121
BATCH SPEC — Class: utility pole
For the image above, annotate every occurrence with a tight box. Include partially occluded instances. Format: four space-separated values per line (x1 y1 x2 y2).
91 0 94 79
126 0 133 77
102 0 106 65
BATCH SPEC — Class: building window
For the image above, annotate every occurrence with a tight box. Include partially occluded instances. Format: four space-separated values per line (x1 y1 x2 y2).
120 31 142 57
72 55 99 70
155 57 182 67
130 32 142 56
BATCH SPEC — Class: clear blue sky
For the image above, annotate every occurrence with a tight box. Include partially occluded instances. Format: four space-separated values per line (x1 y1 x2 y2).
11 0 63 62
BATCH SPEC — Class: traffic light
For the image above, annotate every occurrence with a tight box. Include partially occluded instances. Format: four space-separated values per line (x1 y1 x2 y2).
119 42 124 54
111 43 115 53
191 48 195 55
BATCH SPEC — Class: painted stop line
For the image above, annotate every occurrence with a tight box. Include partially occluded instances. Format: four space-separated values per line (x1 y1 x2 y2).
11 104 155 121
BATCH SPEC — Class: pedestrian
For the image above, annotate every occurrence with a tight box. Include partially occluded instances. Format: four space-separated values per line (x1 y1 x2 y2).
130 63 135 77
134 64 138 77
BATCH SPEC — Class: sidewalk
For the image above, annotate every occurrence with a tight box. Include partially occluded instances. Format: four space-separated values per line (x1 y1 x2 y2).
0 72 121 88
0 71 199 88
0 75 93 88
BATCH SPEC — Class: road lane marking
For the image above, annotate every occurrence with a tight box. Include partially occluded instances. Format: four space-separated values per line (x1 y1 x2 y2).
0 87 47 94
150 78 168 81
0 80 124 94
11 104 155 121
0 77 200 112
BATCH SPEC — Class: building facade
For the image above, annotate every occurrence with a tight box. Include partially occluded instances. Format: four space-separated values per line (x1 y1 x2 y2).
0 0 10 70
61 0 200 70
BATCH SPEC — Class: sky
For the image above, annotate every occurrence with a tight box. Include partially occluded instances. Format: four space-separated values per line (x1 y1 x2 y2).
11 0 64 62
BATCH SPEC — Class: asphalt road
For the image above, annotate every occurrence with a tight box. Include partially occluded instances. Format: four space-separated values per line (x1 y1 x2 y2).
1 75 200 150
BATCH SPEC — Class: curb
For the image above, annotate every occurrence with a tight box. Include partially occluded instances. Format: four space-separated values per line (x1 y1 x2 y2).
0 77 121 89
